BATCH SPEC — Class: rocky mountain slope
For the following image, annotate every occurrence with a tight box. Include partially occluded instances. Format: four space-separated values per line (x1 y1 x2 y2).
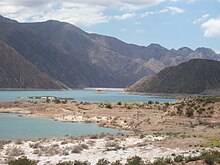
128 59 220 94
0 40 68 89
0 15 220 88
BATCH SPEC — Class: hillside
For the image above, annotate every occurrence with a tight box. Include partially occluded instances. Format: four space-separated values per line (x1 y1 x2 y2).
0 40 68 89
128 59 220 94
0 15 220 88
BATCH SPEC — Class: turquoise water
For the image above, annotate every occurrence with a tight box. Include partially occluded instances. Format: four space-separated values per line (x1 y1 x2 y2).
0 89 176 103
0 90 175 140
0 113 125 140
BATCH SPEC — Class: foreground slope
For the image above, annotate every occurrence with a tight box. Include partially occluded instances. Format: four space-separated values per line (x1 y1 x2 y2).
0 40 67 89
128 59 220 94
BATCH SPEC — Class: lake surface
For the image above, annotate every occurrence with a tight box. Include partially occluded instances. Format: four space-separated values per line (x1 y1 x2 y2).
0 89 176 103
0 90 176 140
0 113 125 140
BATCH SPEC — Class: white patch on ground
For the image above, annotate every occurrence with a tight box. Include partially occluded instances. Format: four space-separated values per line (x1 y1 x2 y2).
0 135 194 165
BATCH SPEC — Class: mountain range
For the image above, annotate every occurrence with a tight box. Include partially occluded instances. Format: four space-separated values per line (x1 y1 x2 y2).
0 40 68 89
128 59 220 94
0 15 220 89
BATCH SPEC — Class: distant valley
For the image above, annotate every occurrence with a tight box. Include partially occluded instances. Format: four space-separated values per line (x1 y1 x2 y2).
0 15 220 89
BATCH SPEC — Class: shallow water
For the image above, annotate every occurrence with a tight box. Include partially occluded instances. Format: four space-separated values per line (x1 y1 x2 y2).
0 113 125 140
0 89 176 103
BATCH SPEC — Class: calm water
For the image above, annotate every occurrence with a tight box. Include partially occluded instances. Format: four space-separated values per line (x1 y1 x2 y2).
0 113 125 140
0 89 176 103
0 90 175 140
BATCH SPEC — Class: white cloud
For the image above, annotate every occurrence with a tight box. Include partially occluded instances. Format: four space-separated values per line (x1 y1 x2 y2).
159 6 184 15
114 13 136 20
140 11 155 17
0 0 165 25
139 6 184 18
193 14 210 24
201 17 220 38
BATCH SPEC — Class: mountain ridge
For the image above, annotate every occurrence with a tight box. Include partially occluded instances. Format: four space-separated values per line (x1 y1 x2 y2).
0 15 220 88
0 40 68 89
128 59 220 94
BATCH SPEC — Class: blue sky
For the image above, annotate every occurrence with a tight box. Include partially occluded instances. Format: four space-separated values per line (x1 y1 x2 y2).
0 0 220 52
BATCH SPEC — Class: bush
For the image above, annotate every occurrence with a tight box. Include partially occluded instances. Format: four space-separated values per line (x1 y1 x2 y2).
9 157 36 165
117 102 122 105
74 160 91 165
202 151 220 165
174 155 184 162
164 102 169 107
125 156 145 165
148 100 153 104
176 106 183 115
96 159 110 165
151 157 167 165
185 108 194 117
105 103 112 109
111 160 122 165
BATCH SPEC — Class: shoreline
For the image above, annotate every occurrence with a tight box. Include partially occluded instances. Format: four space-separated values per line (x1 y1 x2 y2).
0 98 219 164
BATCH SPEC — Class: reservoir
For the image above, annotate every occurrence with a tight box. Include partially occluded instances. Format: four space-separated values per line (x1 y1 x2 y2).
0 89 176 103
0 113 126 140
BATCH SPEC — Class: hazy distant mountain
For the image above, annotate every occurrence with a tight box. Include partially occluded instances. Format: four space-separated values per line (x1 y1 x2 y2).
0 40 68 89
0 15 220 88
128 59 220 94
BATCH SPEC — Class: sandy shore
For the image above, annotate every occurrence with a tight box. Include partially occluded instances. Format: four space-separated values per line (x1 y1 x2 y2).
0 97 219 164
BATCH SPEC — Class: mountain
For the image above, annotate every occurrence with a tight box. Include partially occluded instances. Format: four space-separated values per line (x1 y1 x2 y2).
0 15 17 23
128 59 220 94
0 40 68 89
0 15 220 88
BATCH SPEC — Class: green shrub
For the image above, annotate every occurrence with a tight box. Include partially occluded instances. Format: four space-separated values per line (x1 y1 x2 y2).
96 159 110 165
125 156 145 165
177 108 183 115
164 102 169 107
148 100 153 104
73 160 91 165
56 162 73 165
110 160 123 165
185 108 194 117
105 103 112 109
202 151 220 165
117 102 122 105
9 157 36 165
